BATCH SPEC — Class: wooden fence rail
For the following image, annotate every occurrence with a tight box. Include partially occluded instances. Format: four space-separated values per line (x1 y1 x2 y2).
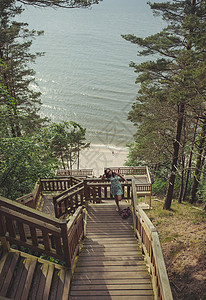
105 166 148 175
51 178 132 219
56 169 93 177
131 180 173 300
0 196 84 268
86 181 131 202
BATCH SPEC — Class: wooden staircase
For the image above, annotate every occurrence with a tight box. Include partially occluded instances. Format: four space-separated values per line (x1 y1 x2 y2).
0 248 70 300
69 203 154 300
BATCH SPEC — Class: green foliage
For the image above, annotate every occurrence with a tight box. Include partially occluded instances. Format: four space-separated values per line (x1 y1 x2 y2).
40 121 90 170
122 0 206 208
0 136 57 199
0 122 90 200
0 4 91 201
39 254 65 266
17 0 102 8
152 178 168 196
196 164 206 206
0 2 47 137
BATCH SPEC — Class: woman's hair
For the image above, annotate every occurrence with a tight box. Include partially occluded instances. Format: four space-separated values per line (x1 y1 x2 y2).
104 168 116 178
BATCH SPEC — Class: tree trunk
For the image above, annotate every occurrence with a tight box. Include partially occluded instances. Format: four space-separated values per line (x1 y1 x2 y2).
178 154 185 203
77 148 80 170
190 119 206 203
181 118 198 201
164 103 185 210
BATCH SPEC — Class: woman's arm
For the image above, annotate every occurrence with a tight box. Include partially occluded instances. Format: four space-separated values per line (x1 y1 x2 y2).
117 173 128 183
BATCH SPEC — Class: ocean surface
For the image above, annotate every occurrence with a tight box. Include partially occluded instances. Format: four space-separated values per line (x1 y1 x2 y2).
20 0 166 149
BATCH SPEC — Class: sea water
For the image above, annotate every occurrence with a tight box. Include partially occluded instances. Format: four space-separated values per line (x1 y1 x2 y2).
20 0 166 149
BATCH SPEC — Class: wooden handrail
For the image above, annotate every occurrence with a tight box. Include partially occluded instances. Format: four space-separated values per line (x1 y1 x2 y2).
146 166 152 185
56 169 93 177
53 181 84 202
105 166 148 175
131 180 173 300
54 186 85 218
0 196 84 268
41 177 73 192
52 178 132 219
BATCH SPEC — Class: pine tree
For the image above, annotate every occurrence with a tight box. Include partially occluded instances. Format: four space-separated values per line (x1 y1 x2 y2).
0 1 48 137
122 0 206 209
17 0 101 8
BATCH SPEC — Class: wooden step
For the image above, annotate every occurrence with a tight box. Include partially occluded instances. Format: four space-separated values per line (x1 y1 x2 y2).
70 204 154 299
0 250 71 300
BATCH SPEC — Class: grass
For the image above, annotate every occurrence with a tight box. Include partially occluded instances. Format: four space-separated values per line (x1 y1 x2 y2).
145 199 206 300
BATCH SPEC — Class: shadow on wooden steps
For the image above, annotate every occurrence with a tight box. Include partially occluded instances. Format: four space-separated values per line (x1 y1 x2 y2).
0 248 71 300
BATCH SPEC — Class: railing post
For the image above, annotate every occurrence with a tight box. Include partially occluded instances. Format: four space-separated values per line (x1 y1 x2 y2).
53 196 58 218
84 180 89 210
0 237 10 252
60 221 71 267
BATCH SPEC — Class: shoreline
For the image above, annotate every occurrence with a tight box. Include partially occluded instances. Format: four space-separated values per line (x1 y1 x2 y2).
79 144 128 177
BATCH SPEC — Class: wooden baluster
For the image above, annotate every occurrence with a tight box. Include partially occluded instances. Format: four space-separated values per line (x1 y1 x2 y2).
127 185 130 199
42 231 50 251
80 190 84 206
61 221 71 267
29 226 38 246
54 235 63 256
84 180 89 210
104 186 107 199
98 186 101 200
17 222 26 242
53 196 58 218
75 194 78 209
0 214 6 235
6 217 16 237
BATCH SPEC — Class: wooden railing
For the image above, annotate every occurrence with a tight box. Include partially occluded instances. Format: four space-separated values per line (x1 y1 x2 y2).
56 169 93 177
52 178 132 218
53 181 85 218
131 180 173 300
16 193 35 208
16 177 82 209
106 166 148 175
0 196 84 268
85 178 132 202
16 179 43 208
41 177 73 192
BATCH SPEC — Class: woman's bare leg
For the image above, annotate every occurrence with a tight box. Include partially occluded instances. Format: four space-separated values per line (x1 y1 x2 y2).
115 195 122 211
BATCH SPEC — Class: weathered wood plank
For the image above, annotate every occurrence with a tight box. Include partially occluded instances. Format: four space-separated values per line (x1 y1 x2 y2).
84 238 137 243
76 260 145 266
75 266 148 272
42 263 55 300
69 203 154 299
14 257 31 300
9 256 25 299
62 270 71 300
0 253 13 293
0 252 19 297
21 258 37 300
36 263 49 300
29 264 42 300
70 296 154 300
55 269 65 300
70 284 153 291
76 255 141 262
70 290 154 296
78 251 142 256
71 278 151 285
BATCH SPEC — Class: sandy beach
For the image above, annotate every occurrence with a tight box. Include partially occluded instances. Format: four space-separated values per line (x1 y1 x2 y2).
79 144 128 177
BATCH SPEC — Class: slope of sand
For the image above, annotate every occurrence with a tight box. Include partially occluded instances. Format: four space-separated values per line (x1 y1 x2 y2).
79 144 128 177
